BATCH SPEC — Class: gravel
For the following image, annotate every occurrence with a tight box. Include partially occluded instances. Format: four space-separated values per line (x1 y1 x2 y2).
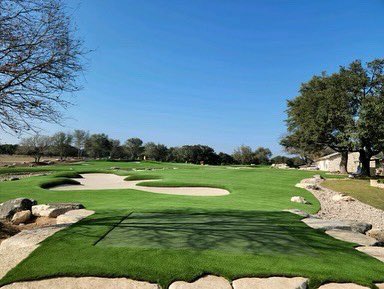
301 178 384 229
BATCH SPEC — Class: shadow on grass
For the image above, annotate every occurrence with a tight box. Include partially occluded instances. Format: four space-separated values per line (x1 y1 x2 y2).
76 210 356 257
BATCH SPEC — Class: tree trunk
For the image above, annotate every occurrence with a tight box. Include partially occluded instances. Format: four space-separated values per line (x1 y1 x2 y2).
359 149 371 177
339 151 348 174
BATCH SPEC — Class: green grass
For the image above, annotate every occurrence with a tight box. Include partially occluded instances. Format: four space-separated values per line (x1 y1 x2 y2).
1 161 384 288
322 179 384 210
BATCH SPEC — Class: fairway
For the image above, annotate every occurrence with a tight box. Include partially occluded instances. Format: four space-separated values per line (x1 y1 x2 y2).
1 161 384 289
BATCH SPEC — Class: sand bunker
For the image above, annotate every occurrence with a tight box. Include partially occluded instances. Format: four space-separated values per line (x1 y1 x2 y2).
51 173 229 197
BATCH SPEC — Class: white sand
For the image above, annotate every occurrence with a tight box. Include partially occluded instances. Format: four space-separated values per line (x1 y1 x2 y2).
51 173 229 196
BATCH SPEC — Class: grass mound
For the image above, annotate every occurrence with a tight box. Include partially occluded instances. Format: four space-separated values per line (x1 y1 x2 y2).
124 174 161 181
53 171 83 178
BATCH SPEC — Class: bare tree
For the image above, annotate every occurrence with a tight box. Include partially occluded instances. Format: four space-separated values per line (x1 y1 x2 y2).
72 129 88 158
18 134 52 163
0 0 87 134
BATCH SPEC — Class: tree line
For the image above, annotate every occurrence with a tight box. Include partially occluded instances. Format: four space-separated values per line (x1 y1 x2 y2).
1 131 278 166
281 58 384 176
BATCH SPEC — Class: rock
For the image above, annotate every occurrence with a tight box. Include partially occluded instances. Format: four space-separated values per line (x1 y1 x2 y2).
307 185 320 190
367 229 384 243
356 246 384 262
349 222 372 234
0 277 160 289
169 275 232 289
302 218 352 231
325 230 379 246
302 218 372 233
232 277 308 289
0 198 36 220
318 284 369 289
283 209 310 218
56 209 94 224
32 203 84 218
376 283 384 289
291 196 309 204
332 194 355 202
11 210 31 225
313 174 324 180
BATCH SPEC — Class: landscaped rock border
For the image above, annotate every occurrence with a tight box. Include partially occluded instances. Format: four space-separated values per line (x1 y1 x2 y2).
370 179 384 189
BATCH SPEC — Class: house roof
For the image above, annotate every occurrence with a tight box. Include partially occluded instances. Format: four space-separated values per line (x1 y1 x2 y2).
315 152 340 161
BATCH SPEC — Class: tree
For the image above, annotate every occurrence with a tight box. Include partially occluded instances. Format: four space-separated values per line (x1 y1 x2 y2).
84 134 111 158
73 130 89 158
51 132 73 160
0 0 87 134
253 147 272 165
143 142 168 161
124 138 143 160
283 59 384 176
232 145 254 165
109 139 125 159
217 152 235 165
18 135 51 163
0 144 18 155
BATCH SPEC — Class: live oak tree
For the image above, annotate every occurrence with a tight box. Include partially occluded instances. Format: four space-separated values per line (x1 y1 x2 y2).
0 0 86 134
283 59 384 176
124 138 144 160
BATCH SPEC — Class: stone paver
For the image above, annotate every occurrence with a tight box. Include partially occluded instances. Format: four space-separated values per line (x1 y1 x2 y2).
376 284 384 289
356 246 384 262
1 277 159 289
232 277 308 289
325 230 378 246
56 209 94 224
318 283 369 289
302 218 352 231
169 275 232 289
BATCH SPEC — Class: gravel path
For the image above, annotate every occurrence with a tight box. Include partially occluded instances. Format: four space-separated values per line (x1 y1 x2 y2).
299 178 384 229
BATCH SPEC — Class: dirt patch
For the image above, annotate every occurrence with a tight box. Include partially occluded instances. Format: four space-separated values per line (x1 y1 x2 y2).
0 221 20 244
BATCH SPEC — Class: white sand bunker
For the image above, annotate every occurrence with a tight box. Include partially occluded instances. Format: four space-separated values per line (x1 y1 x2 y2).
51 173 229 197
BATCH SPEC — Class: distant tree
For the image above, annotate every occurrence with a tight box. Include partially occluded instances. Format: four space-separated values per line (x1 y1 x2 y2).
84 134 111 158
0 144 18 155
143 142 168 161
232 145 254 165
217 152 235 165
253 147 272 165
73 130 89 158
0 0 87 134
51 132 73 160
176 145 218 164
18 135 52 163
270 155 290 164
109 139 125 159
124 138 144 160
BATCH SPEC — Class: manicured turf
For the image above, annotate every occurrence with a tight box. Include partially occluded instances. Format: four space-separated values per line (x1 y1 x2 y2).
1 161 384 289
322 179 384 210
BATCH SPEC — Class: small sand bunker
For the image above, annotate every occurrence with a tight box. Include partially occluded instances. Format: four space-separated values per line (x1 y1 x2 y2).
51 173 229 197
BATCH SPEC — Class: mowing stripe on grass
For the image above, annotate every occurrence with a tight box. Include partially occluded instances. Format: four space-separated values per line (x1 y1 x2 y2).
93 212 133 246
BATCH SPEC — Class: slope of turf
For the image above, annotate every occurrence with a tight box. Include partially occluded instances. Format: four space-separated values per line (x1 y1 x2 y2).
1 161 384 288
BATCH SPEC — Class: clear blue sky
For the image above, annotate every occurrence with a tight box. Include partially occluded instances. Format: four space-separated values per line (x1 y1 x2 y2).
2 0 384 155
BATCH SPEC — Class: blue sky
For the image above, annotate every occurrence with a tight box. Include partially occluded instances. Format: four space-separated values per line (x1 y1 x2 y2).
2 0 384 155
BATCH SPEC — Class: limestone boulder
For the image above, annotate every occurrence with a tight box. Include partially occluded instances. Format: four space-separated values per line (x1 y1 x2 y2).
169 275 232 289
325 230 379 246
332 194 355 202
56 209 94 224
356 246 384 262
32 203 84 218
318 284 369 289
367 229 384 243
232 277 308 289
302 218 352 231
291 196 309 204
11 210 31 225
0 198 36 220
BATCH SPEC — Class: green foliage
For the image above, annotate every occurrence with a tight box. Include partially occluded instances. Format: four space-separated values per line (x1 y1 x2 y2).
283 59 384 175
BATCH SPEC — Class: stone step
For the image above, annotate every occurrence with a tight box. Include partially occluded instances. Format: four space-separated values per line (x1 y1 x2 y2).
356 246 384 262
169 275 231 289
325 230 379 246
232 277 308 289
318 284 369 289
